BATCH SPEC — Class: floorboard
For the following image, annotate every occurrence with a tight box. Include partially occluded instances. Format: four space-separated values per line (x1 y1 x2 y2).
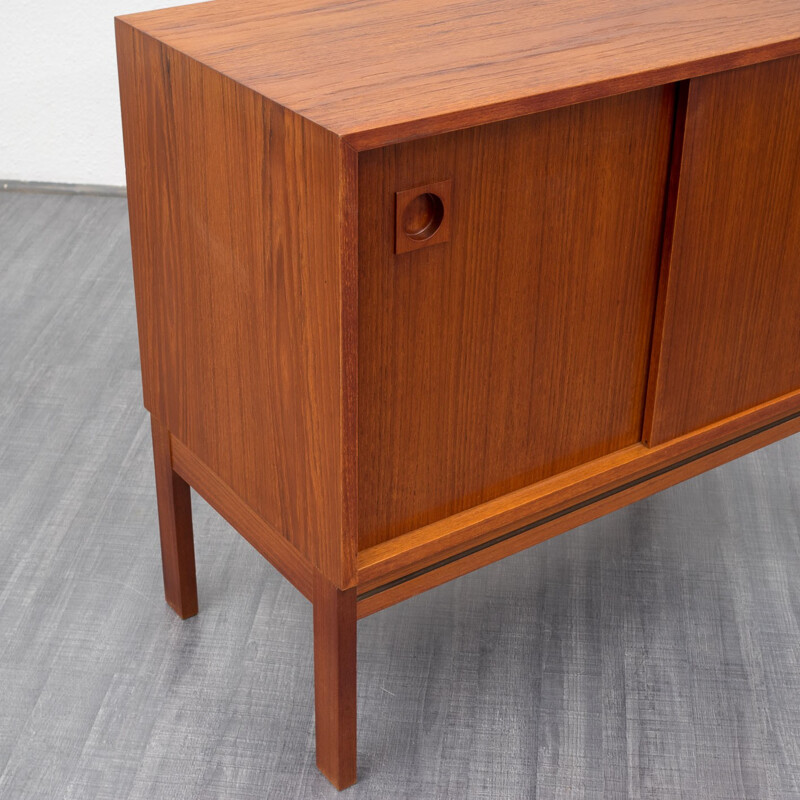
1 190 799 798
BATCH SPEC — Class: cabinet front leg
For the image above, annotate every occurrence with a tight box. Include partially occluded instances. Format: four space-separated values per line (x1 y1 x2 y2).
150 415 198 619
313 571 357 790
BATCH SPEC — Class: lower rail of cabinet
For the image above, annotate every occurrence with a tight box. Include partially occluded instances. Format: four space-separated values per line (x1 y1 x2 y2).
357 404 800 616
162 388 800 616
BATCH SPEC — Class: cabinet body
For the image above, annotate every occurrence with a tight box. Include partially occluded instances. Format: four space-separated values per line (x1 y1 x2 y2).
117 24 800 612
116 3 800 787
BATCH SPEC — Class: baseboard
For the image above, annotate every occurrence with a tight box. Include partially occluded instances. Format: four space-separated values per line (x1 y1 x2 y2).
0 179 127 197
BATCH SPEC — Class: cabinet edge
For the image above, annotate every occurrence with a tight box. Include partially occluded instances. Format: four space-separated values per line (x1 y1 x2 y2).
171 433 315 601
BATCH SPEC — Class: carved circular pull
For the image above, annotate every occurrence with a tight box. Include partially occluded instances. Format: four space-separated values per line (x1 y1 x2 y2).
401 192 444 242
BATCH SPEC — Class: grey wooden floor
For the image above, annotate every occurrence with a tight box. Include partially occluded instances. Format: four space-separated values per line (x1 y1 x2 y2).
1 189 799 799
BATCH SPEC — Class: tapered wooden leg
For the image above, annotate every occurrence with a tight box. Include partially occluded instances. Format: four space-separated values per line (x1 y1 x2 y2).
150 415 198 619
313 571 357 790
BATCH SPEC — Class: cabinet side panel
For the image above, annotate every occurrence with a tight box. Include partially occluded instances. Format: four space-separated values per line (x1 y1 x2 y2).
646 55 800 445
357 86 675 549
116 22 352 585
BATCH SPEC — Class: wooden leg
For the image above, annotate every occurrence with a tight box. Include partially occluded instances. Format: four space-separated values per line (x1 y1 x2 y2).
150 415 198 619
313 571 357 790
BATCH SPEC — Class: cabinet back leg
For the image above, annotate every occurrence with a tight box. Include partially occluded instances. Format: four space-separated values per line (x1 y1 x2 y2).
313 571 357 789
150 415 198 619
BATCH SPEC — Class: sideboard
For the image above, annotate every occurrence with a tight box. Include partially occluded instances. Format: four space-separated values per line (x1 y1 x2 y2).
116 0 800 788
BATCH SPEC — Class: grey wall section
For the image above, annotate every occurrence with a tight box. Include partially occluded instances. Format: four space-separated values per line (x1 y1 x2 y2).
1 190 799 799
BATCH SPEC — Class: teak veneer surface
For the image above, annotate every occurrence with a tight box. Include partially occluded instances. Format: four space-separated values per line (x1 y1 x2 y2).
358 86 674 548
356 409 800 617
117 0 800 148
645 55 800 444
116 25 357 587
357 389 800 592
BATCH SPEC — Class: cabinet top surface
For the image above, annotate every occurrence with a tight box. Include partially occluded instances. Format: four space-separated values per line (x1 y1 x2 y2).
119 0 800 148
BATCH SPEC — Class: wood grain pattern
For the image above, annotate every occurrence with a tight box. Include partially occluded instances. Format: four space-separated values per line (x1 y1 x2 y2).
357 86 674 549
642 80 691 442
117 0 800 148
170 433 314 601
313 572 357 790
357 387 800 591
357 408 800 617
116 21 357 588
646 55 800 445
150 415 198 619
395 180 452 254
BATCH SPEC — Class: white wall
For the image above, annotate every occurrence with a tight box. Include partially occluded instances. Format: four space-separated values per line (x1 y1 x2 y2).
0 1 198 187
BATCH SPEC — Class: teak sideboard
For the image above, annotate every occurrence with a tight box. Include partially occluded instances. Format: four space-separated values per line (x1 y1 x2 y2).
116 0 800 788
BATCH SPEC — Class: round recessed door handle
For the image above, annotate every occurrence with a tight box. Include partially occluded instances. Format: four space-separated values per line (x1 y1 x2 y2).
395 179 452 254
401 192 445 242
